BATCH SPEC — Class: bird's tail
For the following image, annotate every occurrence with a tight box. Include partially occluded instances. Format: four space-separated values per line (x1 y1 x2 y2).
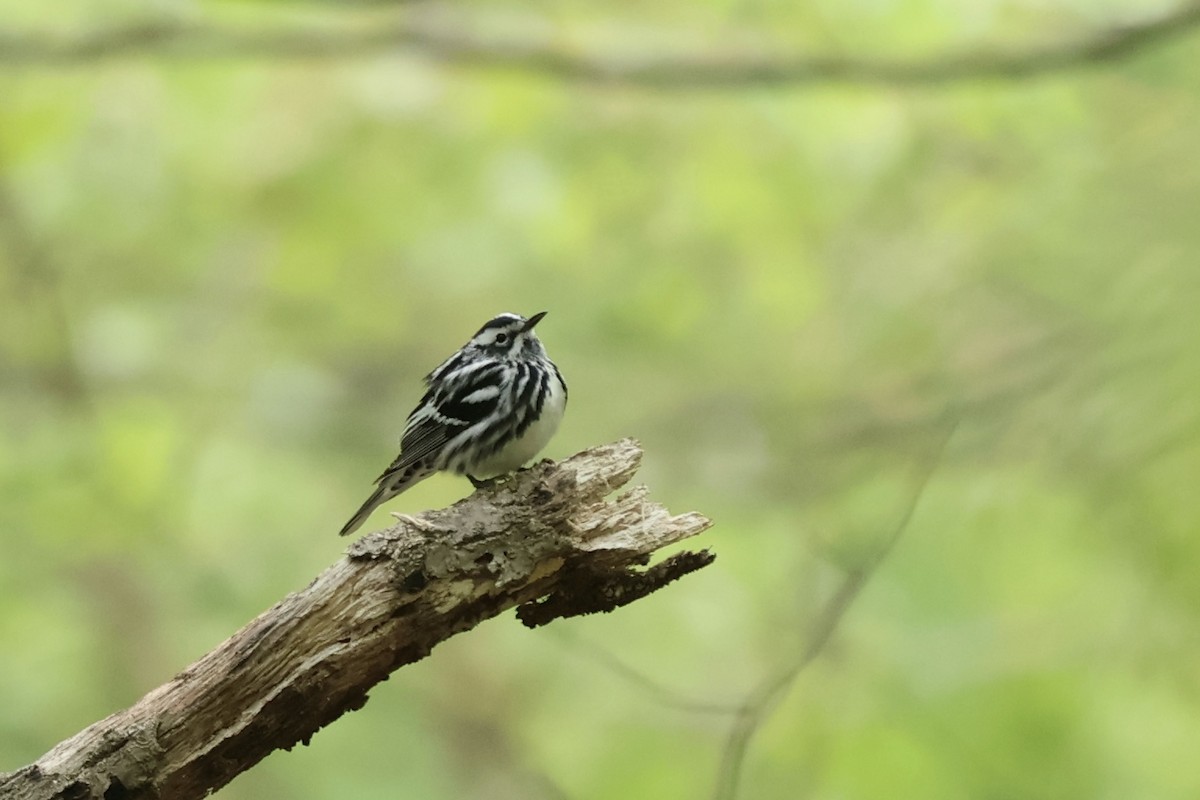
338 464 430 537
338 484 392 537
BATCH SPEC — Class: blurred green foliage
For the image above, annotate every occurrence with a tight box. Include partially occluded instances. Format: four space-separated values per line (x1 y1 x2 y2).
2 2 1200 798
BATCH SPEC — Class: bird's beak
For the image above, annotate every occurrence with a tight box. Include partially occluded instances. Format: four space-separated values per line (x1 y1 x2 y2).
523 311 548 331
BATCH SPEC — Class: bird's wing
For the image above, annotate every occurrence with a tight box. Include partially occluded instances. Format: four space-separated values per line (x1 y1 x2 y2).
374 362 506 484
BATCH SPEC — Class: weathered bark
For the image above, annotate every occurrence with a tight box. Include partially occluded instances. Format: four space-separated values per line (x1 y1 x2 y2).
0 439 713 800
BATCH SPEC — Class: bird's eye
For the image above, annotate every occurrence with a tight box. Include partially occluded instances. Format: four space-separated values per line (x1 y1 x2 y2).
494 332 509 345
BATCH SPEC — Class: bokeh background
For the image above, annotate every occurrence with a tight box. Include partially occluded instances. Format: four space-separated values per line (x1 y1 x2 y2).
3 2 1200 798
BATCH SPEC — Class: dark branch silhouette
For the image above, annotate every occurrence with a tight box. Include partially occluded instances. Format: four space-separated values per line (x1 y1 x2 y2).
0 3 1198 86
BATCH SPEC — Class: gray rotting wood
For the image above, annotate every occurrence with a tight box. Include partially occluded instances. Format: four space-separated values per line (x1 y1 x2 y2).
0 438 713 800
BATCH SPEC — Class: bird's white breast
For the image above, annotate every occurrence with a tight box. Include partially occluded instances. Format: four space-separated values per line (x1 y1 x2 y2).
472 373 566 478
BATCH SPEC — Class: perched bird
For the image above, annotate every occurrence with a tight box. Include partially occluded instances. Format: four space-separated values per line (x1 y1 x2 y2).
339 311 567 536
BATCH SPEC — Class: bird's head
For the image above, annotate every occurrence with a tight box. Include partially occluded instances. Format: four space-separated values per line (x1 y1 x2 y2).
468 311 549 361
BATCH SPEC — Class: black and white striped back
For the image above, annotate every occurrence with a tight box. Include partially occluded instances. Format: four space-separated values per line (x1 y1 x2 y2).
338 311 567 536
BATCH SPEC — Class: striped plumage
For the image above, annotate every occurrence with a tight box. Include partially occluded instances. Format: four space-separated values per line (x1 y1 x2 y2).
339 311 567 537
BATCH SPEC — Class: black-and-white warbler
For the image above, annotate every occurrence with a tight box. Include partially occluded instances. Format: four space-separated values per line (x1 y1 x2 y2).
339 311 567 536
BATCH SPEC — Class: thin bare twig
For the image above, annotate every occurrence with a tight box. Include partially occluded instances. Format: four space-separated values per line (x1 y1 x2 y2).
0 4 1198 87
550 628 744 716
712 421 958 800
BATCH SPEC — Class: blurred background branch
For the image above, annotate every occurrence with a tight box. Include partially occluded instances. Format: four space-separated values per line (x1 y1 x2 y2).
0 183 92 412
713 422 956 800
0 2 1198 86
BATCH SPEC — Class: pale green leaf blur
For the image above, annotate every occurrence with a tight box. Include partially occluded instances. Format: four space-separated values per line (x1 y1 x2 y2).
2 2 1200 799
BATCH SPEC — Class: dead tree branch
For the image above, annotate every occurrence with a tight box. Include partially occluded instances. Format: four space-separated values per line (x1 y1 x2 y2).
0 439 713 800
0 4 1198 86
